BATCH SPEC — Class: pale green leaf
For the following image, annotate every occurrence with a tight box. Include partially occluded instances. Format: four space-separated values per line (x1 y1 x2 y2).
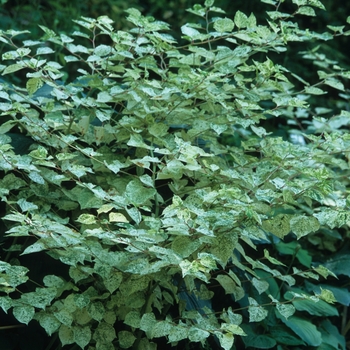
26 78 44 95
313 265 337 279
125 180 156 206
73 325 92 349
54 308 74 326
0 296 13 313
313 209 350 229
188 326 210 342
248 297 268 322
234 11 248 29
76 213 97 225
36 312 61 336
252 277 269 294
304 86 326 95
2 63 25 75
103 270 123 294
36 46 55 55
168 324 188 342
276 303 296 319
17 198 38 212
296 6 316 16
290 215 320 239
13 305 35 325
20 288 56 309
324 78 345 91
59 324 75 347
28 171 45 184
317 288 337 304
215 332 234 350
262 214 291 238
214 18 234 32
140 313 157 333
109 212 129 223
151 321 173 338
221 323 246 336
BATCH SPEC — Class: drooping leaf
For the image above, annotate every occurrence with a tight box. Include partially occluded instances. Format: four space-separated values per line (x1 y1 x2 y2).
279 316 322 346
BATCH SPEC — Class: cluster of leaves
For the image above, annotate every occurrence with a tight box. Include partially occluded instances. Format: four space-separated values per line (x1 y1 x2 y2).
0 0 350 349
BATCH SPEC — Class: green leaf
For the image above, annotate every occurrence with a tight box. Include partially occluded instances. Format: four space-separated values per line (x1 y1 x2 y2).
36 312 61 336
43 275 66 288
2 63 25 75
13 305 35 325
171 236 202 258
214 18 234 32
262 214 291 238
275 241 312 268
296 6 316 16
118 331 136 348
264 249 286 266
313 209 350 229
28 171 45 184
324 78 344 91
242 331 276 349
76 213 97 225
20 288 57 309
17 198 38 212
36 46 55 54
188 326 210 342
124 311 141 328
215 332 234 350
285 290 338 316
87 301 105 322
290 215 320 239
276 303 296 319
125 180 156 206
140 313 157 333
234 11 248 29
248 297 268 322
269 325 305 346
0 263 29 288
292 0 325 10
304 86 326 95
317 287 337 304
152 321 174 338
279 316 322 346
73 325 92 349
181 25 209 41
54 308 74 326
205 0 214 6
168 324 188 342
216 274 244 300
93 322 116 343
59 324 75 347
0 296 13 313
252 277 269 294
26 78 44 95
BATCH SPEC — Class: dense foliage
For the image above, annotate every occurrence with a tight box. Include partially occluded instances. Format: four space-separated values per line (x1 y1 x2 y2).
0 0 350 349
